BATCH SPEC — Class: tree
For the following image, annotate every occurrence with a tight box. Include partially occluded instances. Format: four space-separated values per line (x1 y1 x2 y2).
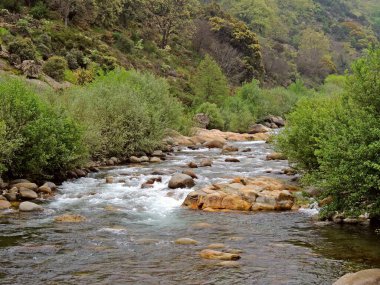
191 55 229 106
297 28 335 82
142 0 198 48
48 0 98 27
96 0 125 28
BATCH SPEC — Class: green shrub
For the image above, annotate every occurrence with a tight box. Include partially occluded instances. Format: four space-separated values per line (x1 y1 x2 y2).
222 97 254 133
8 37 37 62
0 77 86 179
276 94 342 172
114 33 134 53
237 80 305 120
196 102 225 130
277 48 380 218
60 69 187 159
30 1 49 19
43 56 68 82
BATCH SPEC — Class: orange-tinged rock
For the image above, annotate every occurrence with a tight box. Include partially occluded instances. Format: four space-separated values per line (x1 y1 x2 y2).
54 214 86 223
200 249 241 261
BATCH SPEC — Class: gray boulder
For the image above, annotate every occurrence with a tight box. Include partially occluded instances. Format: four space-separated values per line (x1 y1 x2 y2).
168 174 195 189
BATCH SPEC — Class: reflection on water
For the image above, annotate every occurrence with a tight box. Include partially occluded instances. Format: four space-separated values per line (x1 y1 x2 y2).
0 140 379 285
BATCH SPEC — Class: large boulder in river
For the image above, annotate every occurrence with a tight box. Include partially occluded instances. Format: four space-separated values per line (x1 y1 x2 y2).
183 176 297 212
169 174 195 189
249 124 270 134
333 269 380 285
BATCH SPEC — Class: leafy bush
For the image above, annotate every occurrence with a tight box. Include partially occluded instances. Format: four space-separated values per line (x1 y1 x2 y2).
43 56 67 82
8 37 37 62
59 69 188 159
237 80 306 120
277 48 380 218
30 1 49 19
196 102 225 130
0 78 86 179
114 33 135 53
221 97 254 133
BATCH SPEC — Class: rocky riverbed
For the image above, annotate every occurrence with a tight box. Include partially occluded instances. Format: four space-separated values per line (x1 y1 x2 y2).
0 129 379 284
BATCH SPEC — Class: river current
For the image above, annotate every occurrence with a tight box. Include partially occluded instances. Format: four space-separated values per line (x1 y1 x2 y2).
0 140 379 284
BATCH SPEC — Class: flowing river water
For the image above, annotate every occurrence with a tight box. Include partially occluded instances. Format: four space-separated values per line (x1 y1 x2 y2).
0 139 380 285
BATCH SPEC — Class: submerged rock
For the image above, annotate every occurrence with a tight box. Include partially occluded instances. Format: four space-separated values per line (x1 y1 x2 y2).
169 174 195 189
204 140 225 149
333 269 380 285
200 158 212 167
175 238 199 245
54 214 86 223
183 176 296 212
222 145 239 153
200 249 241 261
266 152 287 161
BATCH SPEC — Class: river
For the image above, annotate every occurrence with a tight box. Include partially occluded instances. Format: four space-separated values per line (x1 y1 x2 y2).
0 140 379 284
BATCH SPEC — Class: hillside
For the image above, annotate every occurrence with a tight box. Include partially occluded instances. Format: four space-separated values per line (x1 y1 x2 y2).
0 1 378 93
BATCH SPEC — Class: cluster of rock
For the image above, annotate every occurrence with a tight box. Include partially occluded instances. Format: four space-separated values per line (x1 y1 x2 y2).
259 115 286 129
165 128 270 148
183 176 298 212
175 236 242 266
249 116 285 134
0 179 57 212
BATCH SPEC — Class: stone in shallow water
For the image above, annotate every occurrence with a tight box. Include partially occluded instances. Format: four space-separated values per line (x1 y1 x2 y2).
54 214 86 223
175 238 199 245
207 243 225 249
192 222 212 229
168 174 195 189
0 200 11 210
218 261 241 267
333 269 380 285
200 249 241 261
19 201 43 212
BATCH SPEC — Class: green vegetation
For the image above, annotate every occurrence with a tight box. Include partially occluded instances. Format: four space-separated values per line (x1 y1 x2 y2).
0 77 86 180
43 56 67 82
55 69 188 160
277 48 380 218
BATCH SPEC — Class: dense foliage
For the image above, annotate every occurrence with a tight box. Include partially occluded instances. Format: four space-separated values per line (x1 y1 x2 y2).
277 49 380 218
58 69 188 160
0 77 86 179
